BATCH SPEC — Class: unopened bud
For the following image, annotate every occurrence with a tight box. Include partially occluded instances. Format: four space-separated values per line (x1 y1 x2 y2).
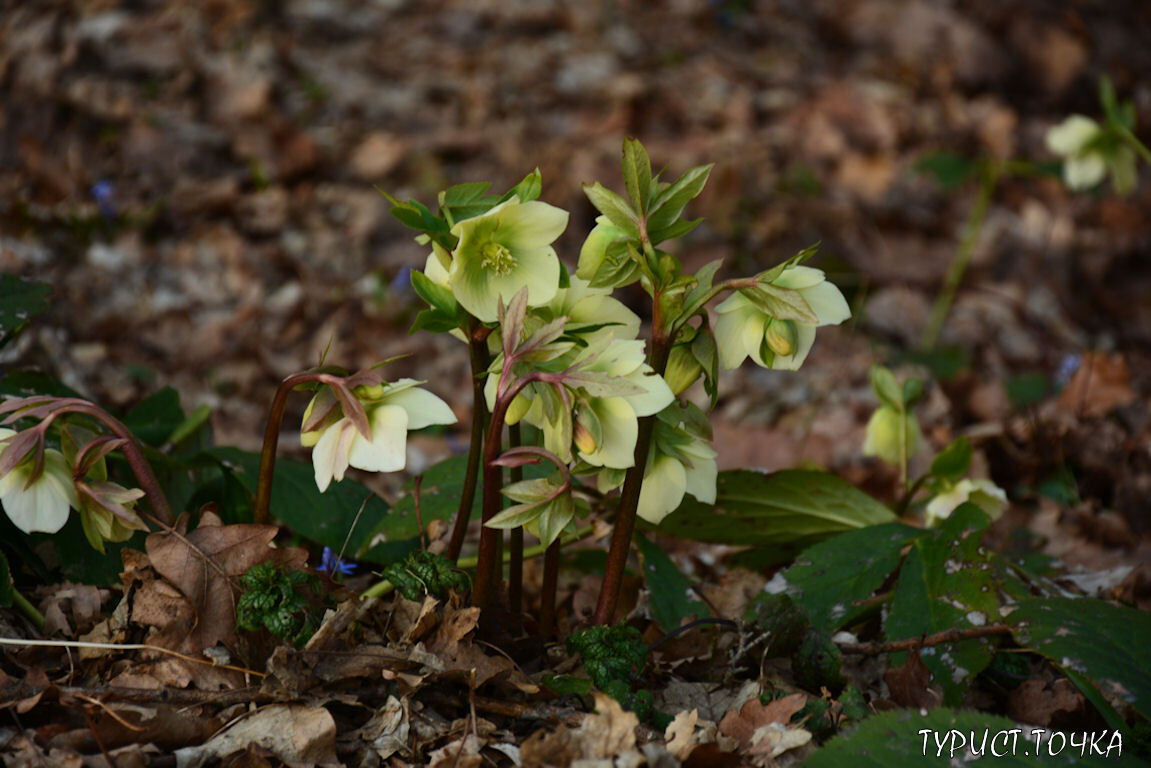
663 346 702 396
573 421 597 455
354 384 386 401
765 319 798 357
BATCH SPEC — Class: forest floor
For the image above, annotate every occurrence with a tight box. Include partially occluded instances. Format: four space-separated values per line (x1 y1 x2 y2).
1 0 1150 765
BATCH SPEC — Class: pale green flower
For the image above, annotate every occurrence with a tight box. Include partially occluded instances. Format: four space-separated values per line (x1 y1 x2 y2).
302 379 456 492
488 334 673 469
1046 115 1137 194
635 437 717 525
576 215 637 287
925 478 1007 527
423 241 453 287
448 196 568 322
77 481 147 552
0 428 78 534
714 265 850 370
538 275 641 344
862 405 922 466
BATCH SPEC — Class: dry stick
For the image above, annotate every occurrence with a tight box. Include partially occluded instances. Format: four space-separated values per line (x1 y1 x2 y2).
447 323 491 561
3 681 270 707
0 638 267 677
79 705 116 768
836 624 1013 655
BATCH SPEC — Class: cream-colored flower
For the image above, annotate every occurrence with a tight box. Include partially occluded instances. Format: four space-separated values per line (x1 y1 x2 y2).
925 478 1007 527
302 380 456 492
0 428 78 534
714 265 850 371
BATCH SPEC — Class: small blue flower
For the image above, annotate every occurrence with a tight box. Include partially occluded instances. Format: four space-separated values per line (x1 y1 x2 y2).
317 546 356 576
90 180 116 220
1055 354 1082 389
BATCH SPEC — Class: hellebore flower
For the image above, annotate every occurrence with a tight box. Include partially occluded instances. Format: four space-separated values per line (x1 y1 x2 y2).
925 478 1007 527
576 215 639 288
302 379 456 492
862 405 922 467
635 437 718 525
1046 115 1137 194
448 196 569 322
0 428 78 534
714 265 850 371
76 480 147 553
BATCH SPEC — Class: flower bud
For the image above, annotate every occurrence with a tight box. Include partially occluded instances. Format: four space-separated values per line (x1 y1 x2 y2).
663 346 702 396
765 319 798 357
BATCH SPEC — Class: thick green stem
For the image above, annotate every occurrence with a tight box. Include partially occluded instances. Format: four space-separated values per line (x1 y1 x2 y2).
447 324 491 561
593 326 672 625
1117 124 1151 165
921 164 998 350
12 588 44 632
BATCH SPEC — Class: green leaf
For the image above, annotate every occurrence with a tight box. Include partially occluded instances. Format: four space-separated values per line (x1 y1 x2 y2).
784 522 923 631
507 168 543 204
0 550 12 608
441 182 502 222
123 387 185 447
648 216 702 246
582 182 639 236
892 345 970 380
635 532 710 633
410 269 459 315
621 138 653 216
540 674 594 697
409 308 459 335
0 275 53 349
0 370 84 400
203 447 401 564
1010 596 1151 722
1004 371 1048 410
803 707 1132 767
869 366 902 410
929 436 971 483
654 469 897 549
915 150 978 190
647 164 713 232
886 505 999 705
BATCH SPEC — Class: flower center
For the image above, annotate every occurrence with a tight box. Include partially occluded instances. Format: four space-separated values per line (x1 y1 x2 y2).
480 242 515 275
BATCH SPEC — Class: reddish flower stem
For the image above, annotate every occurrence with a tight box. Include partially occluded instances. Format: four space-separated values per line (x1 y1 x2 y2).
447 323 491 561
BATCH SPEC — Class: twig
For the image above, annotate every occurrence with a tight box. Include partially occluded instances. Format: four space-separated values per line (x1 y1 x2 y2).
2 681 271 707
836 624 1013 655
80 705 116 768
0 638 266 677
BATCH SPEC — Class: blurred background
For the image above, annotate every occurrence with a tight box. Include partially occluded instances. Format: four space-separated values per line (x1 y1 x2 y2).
1 1 1149 544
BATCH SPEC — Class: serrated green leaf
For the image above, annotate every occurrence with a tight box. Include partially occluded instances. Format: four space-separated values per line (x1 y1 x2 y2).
647 164 712 232
886 504 998 705
441 181 492 207
0 275 53 349
635 532 709 632
622 138 653 215
757 245 819 285
654 469 897 549
929 436 972 483
409 307 459 335
784 522 923 631
583 182 639 236
1010 596 1151 722
803 707 1132 767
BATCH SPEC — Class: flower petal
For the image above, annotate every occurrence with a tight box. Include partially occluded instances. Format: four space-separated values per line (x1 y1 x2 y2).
382 386 456 430
800 281 851 326
312 419 354 492
770 323 816 370
1046 115 1099 156
349 404 409 473
637 455 687 525
496 200 569 251
579 397 638 469
772 265 826 290
1065 154 1107 190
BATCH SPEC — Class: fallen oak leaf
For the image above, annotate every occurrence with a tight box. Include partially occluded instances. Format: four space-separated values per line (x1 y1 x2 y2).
145 509 309 654
718 692 806 751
